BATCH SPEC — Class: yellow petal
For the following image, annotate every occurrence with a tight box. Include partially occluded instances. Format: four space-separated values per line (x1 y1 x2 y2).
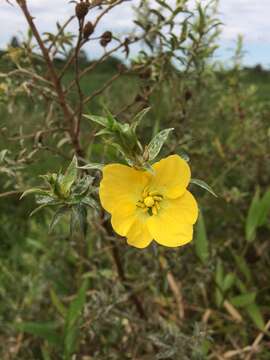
151 155 191 199
127 213 153 249
99 164 150 213
151 223 194 247
147 191 198 247
111 204 137 237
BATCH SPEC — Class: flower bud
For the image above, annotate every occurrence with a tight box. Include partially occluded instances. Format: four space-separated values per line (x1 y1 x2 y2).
75 2 89 20
83 21 94 39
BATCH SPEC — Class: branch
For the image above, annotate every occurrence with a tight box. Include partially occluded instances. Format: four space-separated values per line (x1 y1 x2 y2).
16 0 83 156
74 17 85 138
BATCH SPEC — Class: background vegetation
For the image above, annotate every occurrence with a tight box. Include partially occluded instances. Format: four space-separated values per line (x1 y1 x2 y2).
0 0 270 359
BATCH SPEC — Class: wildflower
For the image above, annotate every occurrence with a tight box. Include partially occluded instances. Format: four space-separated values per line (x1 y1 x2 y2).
99 155 198 248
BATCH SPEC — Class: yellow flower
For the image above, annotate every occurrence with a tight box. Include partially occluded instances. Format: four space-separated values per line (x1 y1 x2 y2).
99 155 198 248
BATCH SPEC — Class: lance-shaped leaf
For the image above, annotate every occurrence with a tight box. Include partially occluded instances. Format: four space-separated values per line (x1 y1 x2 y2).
78 163 104 171
245 188 261 242
195 211 209 264
230 292 257 308
258 188 270 226
84 114 108 127
147 128 174 161
190 179 218 197
20 188 52 200
64 280 88 357
59 156 78 198
131 107 151 132
49 206 70 233
15 321 61 346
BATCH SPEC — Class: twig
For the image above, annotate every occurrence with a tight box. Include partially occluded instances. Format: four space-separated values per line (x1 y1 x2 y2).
93 0 128 29
16 0 83 156
8 128 67 141
0 190 22 198
244 319 270 360
74 17 85 138
65 41 124 91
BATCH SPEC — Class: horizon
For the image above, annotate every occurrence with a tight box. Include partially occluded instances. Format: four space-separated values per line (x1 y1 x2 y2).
0 0 269 68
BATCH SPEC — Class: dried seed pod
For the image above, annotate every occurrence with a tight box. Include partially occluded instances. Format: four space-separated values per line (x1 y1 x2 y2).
100 31 112 46
83 21 94 39
75 2 89 20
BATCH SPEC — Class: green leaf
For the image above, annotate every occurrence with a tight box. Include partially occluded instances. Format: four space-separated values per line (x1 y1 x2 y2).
15 322 60 346
190 179 218 197
50 289 67 317
131 107 151 132
222 273 236 292
245 188 261 242
232 252 252 283
245 303 265 330
70 205 88 237
41 347 52 360
66 280 88 329
60 156 78 198
20 188 52 200
178 150 190 162
78 163 104 171
64 280 88 357
230 292 257 308
30 204 50 217
215 259 224 307
49 206 70 233
0 149 8 162
195 211 209 264
155 0 173 12
258 189 270 226
84 114 108 127
147 128 174 161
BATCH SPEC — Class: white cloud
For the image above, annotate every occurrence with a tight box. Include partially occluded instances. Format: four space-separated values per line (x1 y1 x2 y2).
219 0 270 43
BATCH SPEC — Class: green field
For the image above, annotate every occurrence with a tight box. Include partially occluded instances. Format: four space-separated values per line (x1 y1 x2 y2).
1 45 270 360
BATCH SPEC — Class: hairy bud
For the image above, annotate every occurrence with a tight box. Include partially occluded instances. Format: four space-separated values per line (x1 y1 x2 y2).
83 21 94 39
75 2 89 20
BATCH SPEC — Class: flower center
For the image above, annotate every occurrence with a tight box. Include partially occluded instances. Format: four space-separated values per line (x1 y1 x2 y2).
137 188 163 216
144 196 155 207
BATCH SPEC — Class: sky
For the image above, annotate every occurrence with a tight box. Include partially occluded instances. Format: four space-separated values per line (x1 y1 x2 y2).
0 0 269 68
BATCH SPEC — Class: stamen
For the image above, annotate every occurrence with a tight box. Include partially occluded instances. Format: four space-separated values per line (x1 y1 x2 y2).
144 196 155 207
155 202 161 210
152 205 158 215
149 191 160 196
136 201 146 208
138 188 163 216
142 187 149 198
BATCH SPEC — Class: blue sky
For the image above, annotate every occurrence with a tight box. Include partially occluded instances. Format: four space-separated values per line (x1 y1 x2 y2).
0 0 269 68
